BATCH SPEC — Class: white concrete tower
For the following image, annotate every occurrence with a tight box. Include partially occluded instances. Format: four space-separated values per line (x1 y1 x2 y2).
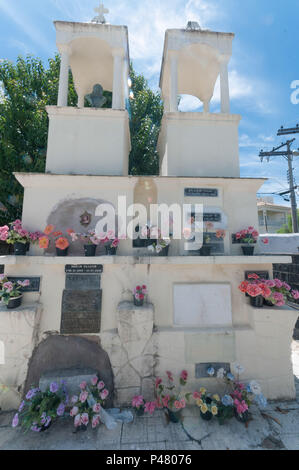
46 4 131 176
158 24 241 178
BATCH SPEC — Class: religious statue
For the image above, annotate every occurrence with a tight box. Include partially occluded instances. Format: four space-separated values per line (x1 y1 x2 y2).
85 84 107 108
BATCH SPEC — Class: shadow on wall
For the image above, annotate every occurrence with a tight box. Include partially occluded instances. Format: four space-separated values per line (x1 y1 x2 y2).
24 335 114 407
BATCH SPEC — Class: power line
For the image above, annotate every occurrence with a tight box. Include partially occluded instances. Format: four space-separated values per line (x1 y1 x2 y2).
259 126 299 233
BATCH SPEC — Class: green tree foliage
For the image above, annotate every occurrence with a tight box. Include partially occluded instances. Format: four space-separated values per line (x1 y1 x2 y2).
129 65 163 175
0 56 163 225
277 211 299 233
0 54 77 225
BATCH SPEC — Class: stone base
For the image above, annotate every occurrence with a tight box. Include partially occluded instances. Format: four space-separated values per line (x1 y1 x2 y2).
39 368 98 396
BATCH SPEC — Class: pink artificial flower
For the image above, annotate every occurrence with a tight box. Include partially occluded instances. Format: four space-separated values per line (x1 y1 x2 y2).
71 395 78 404
180 370 188 382
262 238 269 245
132 395 144 408
193 391 201 400
174 401 182 410
292 290 299 300
252 230 259 239
155 378 162 389
234 399 249 415
97 381 105 390
275 279 283 288
93 403 101 413
144 401 156 415
3 282 13 293
248 273 260 280
282 282 291 291
162 395 170 408
92 415 100 429
79 391 88 403
74 414 81 427
100 389 109 400
91 376 98 386
273 292 284 303
81 413 89 426
79 381 87 390
70 406 79 417
246 284 263 297
166 371 174 382
265 280 276 288
17 279 30 288
111 238 119 248
235 232 241 240
155 397 163 409
180 399 186 409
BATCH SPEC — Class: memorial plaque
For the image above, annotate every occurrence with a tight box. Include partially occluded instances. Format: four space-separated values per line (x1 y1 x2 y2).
0 265 3 275
61 290 102 334
185 188 218 198
65 274 101 291
203 213 221 223
195 363 231 379
7 276 41 292
65 265 103 274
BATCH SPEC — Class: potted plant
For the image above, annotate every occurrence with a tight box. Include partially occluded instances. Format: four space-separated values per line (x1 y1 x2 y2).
193 388 219 421
239 274 299 308
39 225 73 257
70 231 100 257
133 285 147 306
155 370 189 423
1 220 42 256
132 395 146 416
12 381 68 433
218 363 267 424
0 279 30 309
70 376 109 431
235 227 259 256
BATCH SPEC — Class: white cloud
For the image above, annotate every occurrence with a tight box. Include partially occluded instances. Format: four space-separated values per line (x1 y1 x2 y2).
0 0 53 52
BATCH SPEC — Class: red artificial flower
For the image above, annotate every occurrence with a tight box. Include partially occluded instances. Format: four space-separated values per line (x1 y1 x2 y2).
238 281 249 293
39 236 49 249
55 237 69 250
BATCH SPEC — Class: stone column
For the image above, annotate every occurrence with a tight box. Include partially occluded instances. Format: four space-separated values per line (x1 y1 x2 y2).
169 52 178 112
112 49 125 110
220 56 230 114
57 45 70 107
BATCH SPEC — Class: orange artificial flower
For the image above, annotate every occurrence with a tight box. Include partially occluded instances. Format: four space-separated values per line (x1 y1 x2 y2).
55 237 69 250
52 231 63 238
44 225 55 235
39 236 49 249
66 228 74 235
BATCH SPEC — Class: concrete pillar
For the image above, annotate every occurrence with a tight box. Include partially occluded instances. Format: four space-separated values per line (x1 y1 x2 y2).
57 46 70 107
169 52 178 112
112 50 124 110
220 56 230 114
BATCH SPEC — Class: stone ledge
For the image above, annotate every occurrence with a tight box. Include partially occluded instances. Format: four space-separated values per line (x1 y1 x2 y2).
0 255 292 266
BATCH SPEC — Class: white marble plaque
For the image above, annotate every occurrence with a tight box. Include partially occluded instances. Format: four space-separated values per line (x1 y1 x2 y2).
173 284 232 327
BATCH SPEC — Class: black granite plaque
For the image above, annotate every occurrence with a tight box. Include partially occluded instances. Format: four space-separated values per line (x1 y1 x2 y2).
65 274 101 291
195 363 231 379
0 265 3 274
185 188 218 197
61 290 102 334
7 276 41 292
245 271 269 280
203 213 221 223
65 265 103 274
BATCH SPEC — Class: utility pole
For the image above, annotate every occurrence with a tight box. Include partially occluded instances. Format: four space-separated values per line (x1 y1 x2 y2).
259 131 299 233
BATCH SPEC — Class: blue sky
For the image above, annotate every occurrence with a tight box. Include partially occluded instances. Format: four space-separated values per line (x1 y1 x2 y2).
0 0 299 205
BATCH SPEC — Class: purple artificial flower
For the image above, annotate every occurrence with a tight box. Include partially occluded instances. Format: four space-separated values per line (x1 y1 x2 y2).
31 425 41 432
56 403 65 417
18 401 25 412
12 413 19 428
50 382 59 393
26 388 38 400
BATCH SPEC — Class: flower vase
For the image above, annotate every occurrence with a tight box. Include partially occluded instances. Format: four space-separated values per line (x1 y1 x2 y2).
242 245 255 256
7 295 23 310
84 244 97 257
56 247 69 257
200 409 213 421
105 246 117 256
234 408 250 423
250 295 264 308
199 246 212 256
136 407 145 417
264 299 275 307
14 242 28 256
167 409 182 423
158 246 169 257
133 296 144 307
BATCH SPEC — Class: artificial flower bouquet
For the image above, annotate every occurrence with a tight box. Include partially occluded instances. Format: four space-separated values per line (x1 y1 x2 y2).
239 273 299 308
235 226 259 245
0 277 30 309
98 230 121 255
12 382 68 433
39 225 74 256
0 220 42 255
133 285 147 306
70 376 109 430
69 230 101 256
147 226 171 255
154 370 189 423
193 388 220 421
131 395 146 416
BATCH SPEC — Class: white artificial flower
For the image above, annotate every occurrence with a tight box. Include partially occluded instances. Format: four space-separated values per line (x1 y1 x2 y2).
156 244 163 253
249 380 262 395
147 245 155 253
232 363 245 375
216 368 225 379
